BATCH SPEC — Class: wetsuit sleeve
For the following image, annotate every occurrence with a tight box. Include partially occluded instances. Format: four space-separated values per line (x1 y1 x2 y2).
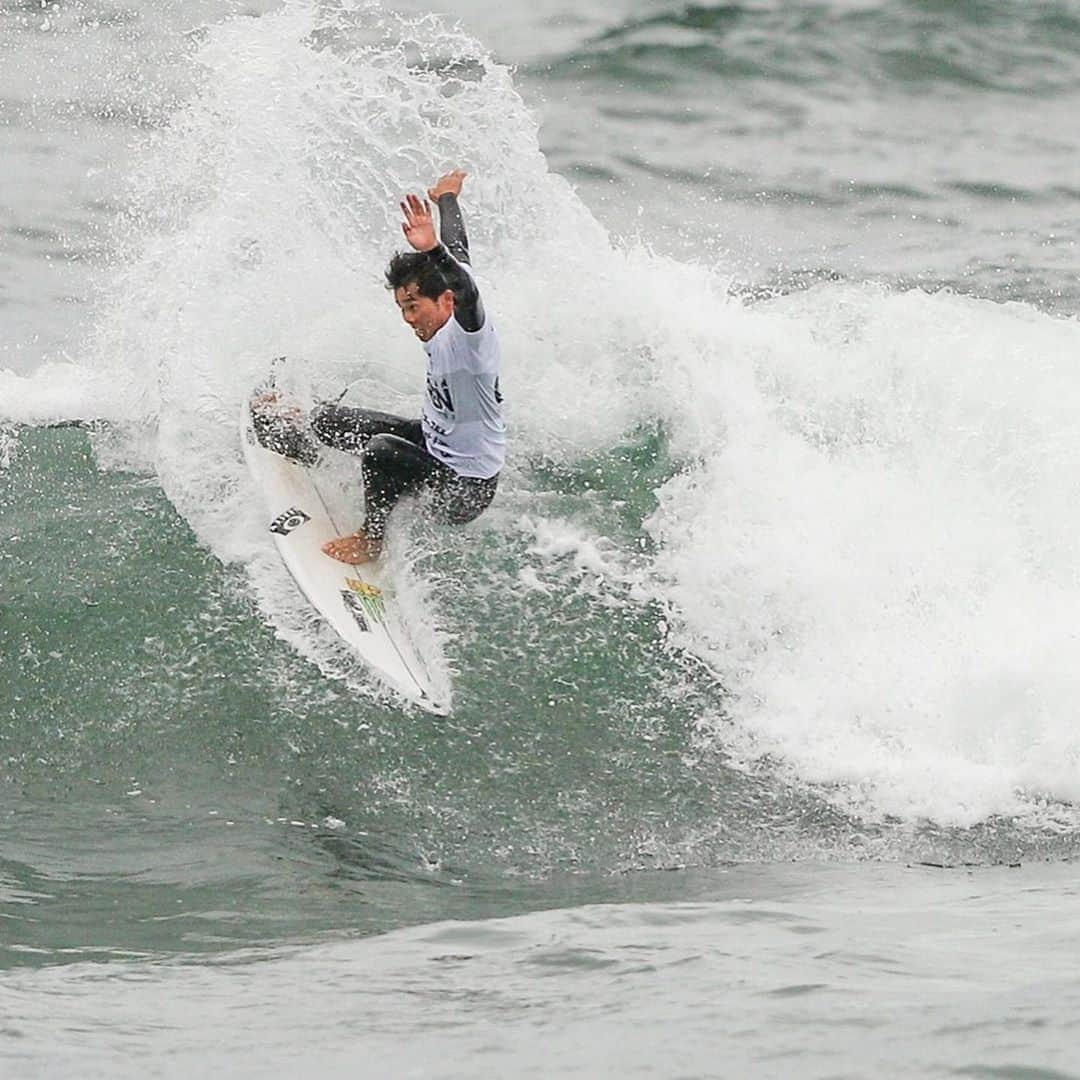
430 194 485 333
436 193 471 265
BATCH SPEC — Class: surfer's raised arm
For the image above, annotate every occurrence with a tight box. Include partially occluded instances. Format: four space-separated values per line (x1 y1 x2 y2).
428 170 471 264
398 172 485 333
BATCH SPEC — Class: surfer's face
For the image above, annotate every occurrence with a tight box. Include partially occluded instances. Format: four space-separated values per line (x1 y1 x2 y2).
394 282 454 342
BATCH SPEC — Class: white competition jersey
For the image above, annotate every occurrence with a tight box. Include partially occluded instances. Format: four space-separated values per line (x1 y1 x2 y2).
421 307 506 479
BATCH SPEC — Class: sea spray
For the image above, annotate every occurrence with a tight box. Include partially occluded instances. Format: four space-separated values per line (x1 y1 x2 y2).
83 0 656 712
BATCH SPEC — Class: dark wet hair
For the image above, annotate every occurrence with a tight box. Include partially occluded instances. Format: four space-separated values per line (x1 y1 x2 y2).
384 250 451 300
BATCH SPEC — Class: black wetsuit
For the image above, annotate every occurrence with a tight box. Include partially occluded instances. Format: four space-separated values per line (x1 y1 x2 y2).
310 194 500 541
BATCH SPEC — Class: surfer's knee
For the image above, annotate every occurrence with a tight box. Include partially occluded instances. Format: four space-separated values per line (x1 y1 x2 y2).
364 433 430 473
363 432 402 466
362 435 427 501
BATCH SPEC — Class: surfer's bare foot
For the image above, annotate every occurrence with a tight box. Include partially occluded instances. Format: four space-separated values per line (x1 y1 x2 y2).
322 530 382 565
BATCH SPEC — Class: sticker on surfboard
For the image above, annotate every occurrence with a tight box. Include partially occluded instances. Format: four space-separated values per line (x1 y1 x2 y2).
345 577 386 623
269 506 311 536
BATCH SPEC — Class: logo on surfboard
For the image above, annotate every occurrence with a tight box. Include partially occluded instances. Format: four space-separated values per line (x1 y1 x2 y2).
269 506 311 536
341 589 372 633
344 578 386 625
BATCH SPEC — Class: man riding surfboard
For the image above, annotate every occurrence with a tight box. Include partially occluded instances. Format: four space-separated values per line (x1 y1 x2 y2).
316 169 506 564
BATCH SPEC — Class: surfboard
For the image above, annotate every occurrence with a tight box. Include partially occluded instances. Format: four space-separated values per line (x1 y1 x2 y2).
241 393 447 715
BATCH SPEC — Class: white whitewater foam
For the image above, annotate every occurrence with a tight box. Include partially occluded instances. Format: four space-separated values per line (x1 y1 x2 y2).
0 363 116 426
648 285 1080 826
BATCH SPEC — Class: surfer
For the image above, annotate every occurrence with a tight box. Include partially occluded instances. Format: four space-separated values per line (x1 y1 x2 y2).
315 169 505 564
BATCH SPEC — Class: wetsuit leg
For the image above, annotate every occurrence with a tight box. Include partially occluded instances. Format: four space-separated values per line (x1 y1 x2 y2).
429 473 499 525
361 433 444 540
310 402 423 455
311 402 499 537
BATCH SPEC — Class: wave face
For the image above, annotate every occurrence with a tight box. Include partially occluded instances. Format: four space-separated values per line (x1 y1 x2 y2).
5 0 1080 932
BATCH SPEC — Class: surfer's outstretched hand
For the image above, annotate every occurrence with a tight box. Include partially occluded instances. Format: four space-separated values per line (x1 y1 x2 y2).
400 193 438 252
322 530 382 565
428 169 467 201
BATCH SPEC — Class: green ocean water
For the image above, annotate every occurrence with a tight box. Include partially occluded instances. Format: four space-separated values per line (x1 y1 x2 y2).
3 420 1073 975
0 424 739 963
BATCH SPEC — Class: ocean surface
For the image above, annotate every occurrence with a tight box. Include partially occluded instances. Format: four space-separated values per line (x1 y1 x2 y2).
3 0 1080 1076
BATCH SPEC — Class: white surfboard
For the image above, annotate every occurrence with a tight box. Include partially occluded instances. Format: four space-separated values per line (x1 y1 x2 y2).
241 395 447 715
